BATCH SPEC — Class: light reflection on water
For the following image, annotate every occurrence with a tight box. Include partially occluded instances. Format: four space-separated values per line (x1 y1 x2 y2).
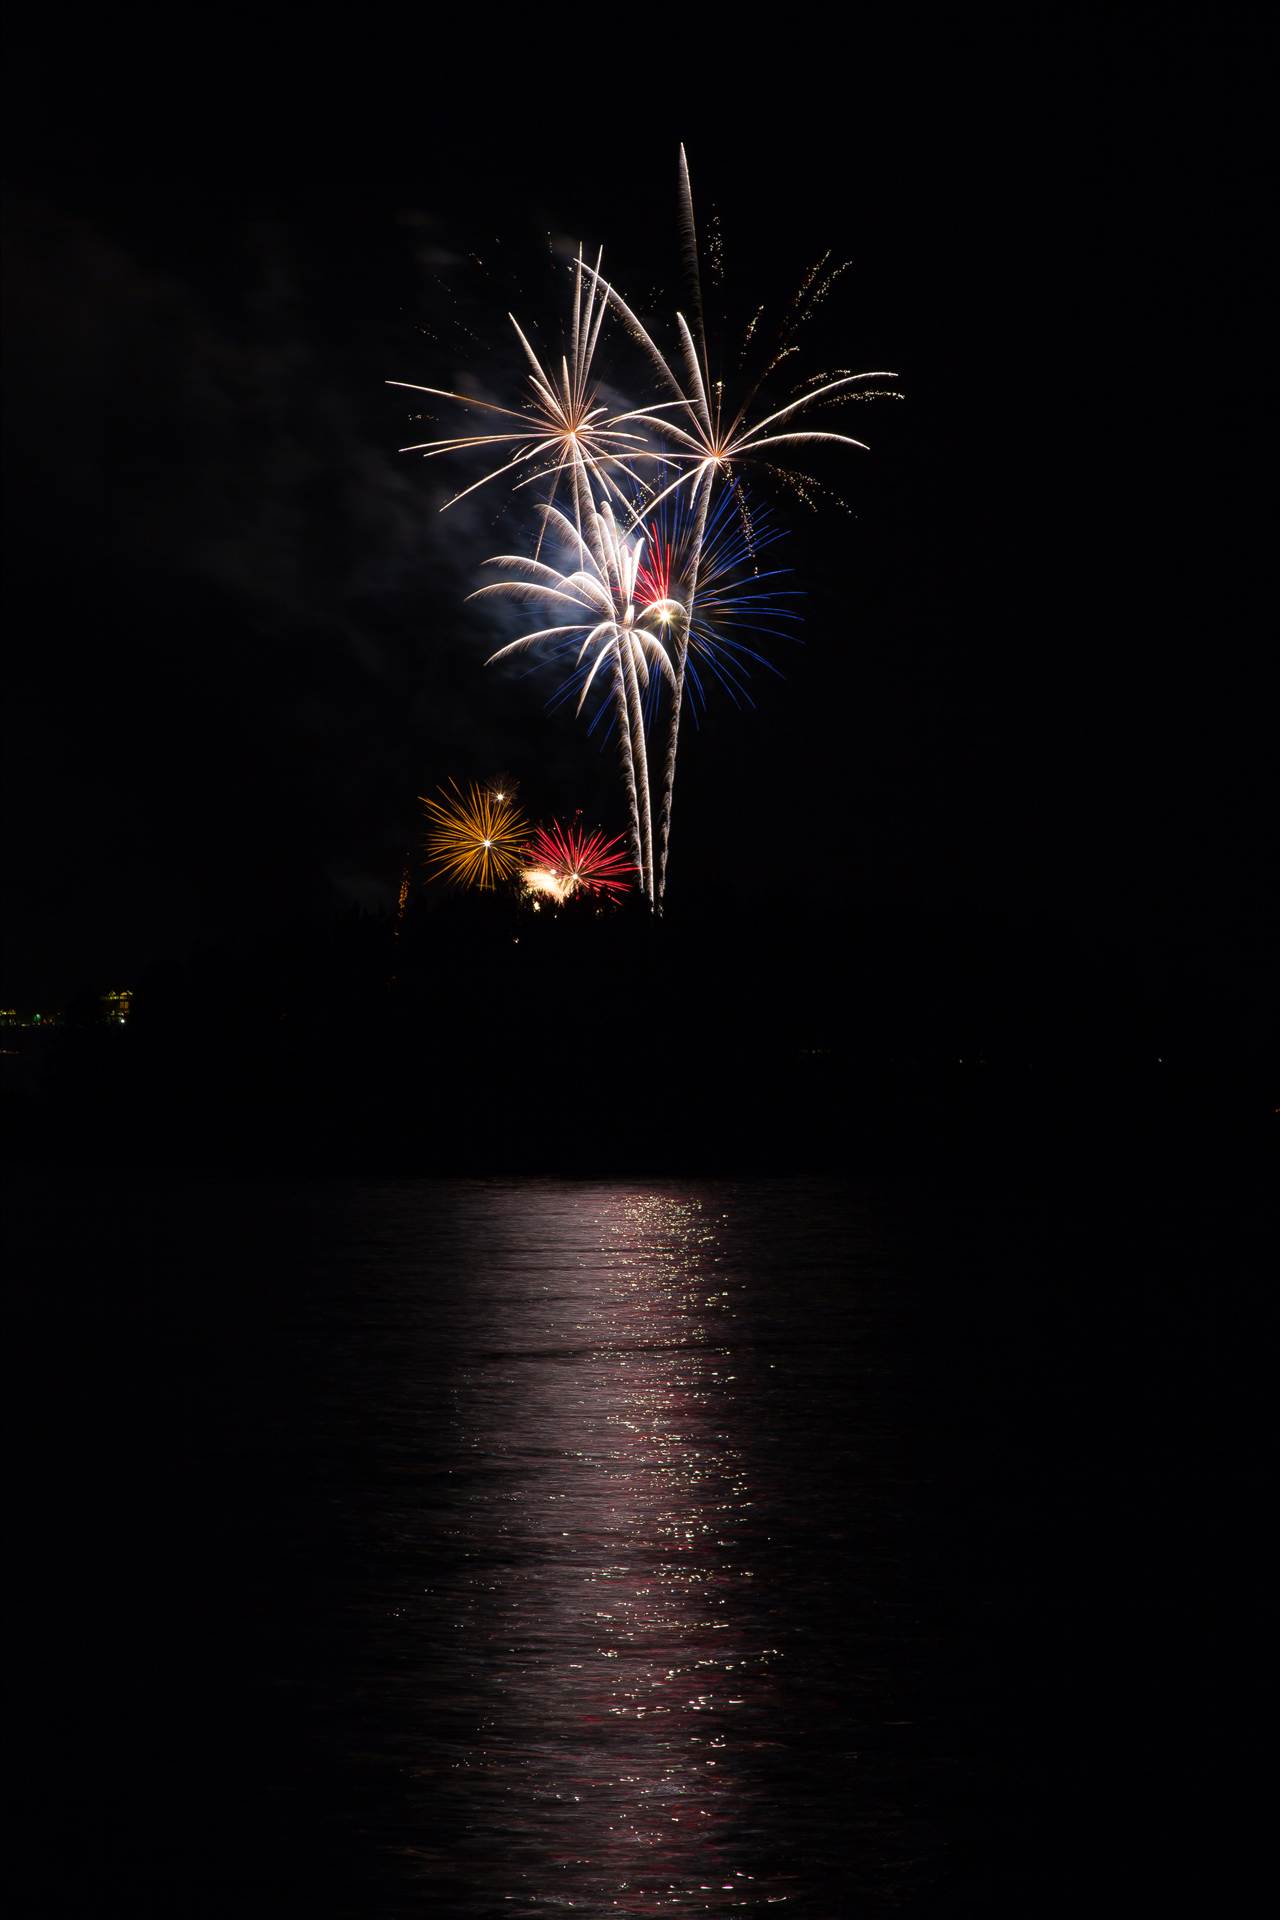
424 1189 780 1912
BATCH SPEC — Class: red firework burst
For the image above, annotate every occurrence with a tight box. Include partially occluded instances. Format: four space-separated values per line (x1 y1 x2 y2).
634 536 673 611
525 819 635 897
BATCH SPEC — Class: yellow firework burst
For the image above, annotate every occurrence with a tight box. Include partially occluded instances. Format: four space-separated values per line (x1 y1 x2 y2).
421 779 529 890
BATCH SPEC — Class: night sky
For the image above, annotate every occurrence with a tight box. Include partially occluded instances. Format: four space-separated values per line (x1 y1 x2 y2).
3 23 1275 1055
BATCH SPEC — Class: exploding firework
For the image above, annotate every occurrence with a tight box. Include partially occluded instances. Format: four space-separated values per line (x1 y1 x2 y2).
585 153 898 528
520 866 571 905
524 819 634 898
582 147 899 898
399 147 894 915
389 250 669 539
633 482 800 716
470 498 678 900
421 778 529 890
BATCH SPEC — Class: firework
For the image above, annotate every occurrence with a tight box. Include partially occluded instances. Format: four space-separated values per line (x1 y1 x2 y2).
398 148 894 916
469 498 678 900
582 147 899 899
585 156 897 526
520 865 571 905
389 250 669 540
421 778 529 890
524 819 634 898
634 482 801 717
394 859 412 937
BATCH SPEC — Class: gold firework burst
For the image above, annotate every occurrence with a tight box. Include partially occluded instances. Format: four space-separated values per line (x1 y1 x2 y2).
421 779 529 890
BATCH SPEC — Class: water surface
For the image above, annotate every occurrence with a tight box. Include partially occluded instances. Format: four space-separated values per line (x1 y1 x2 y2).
10 1167 1248 1913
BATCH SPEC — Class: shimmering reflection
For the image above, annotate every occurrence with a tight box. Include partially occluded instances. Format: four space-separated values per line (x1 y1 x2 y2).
424 1188 785 1912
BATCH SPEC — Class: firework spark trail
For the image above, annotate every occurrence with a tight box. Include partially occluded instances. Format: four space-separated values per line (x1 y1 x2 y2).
470 500 678 900
677 144 707 404
622 626 655 891
661 477 711 901
589 498 658 886
394 860 411 937
609 634 643 890
421 778 529 889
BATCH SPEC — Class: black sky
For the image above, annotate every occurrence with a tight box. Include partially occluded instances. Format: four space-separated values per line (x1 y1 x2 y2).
2 20 1275 1049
